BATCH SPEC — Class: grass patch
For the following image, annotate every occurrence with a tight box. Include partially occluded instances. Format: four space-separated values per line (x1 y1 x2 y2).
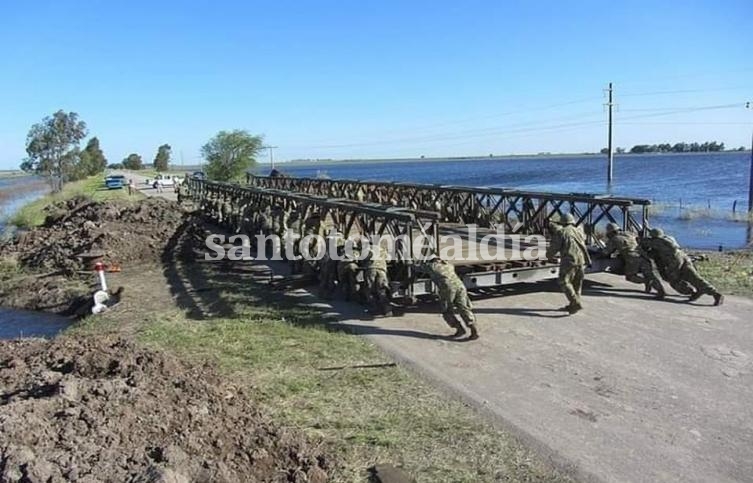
136 313 564 482
10 175 144 228
694 251 753 298
66 260 566 482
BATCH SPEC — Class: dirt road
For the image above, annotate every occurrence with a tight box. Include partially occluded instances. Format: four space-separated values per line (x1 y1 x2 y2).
315 276 753 482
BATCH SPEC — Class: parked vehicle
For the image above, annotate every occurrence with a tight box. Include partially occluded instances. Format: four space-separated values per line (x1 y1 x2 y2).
148 174 182 189
104 175 126 189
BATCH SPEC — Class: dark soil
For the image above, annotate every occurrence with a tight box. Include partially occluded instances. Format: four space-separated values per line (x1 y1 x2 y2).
1 197 188 275
0 335 332 482
0 197 206 315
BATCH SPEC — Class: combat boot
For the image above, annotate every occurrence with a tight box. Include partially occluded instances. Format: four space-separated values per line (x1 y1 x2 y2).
467 324 479 340
443 313 465 337
714 293 725 306
567 302 583 315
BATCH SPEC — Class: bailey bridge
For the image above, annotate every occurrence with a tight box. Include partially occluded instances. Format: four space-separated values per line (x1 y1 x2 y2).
189 175 652 300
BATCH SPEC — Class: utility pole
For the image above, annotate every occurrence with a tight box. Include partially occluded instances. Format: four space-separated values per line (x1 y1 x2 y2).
606 82 614 184
263 145 279 170
747 102 752 214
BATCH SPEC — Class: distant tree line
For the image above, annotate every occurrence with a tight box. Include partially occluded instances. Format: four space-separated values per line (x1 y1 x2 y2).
21 110 263 186
600 141 736 155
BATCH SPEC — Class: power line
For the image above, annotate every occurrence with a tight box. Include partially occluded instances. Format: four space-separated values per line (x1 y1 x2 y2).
616 103 742 122
291 111 604 150
289 96 604 147
285 97 747 157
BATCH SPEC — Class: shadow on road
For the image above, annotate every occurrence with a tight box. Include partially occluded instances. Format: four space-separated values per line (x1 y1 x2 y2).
473 307 570 318
161 218 693 336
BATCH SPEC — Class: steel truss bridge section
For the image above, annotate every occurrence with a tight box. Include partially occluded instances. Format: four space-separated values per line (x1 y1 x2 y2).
247 174 652 245
190 178 618 300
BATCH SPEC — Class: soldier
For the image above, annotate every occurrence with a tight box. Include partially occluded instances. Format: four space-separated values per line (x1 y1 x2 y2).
337 243 361 301
259 205 273 235
176 180 187 203
546 213 591 314
422 255 479 340
318 238 341 299
602 223 666 298
271 205 290 239
220 197 233 230
642 228 724 305
300 211 324 273
362 243 393 316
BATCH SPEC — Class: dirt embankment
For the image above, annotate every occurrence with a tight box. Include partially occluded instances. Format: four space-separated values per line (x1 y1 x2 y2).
0 335 331 482
0 197 198 314
2 196 188 275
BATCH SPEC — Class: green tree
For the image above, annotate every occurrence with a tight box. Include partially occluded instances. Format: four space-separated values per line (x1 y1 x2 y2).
122 153 144 170
201 130 263 181
77 137 108 177
153 143 171 171
23 110 88 189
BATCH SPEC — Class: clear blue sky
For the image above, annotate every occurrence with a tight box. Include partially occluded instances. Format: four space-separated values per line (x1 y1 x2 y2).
0 0 751 168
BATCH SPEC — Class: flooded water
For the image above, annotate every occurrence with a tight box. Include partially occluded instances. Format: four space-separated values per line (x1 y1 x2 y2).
270 152 752 250
1 176 67 339
0 176 49 233
0 308 71 339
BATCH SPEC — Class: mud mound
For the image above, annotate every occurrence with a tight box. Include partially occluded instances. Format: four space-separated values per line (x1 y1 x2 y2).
0 336 331 482
2 198 189 274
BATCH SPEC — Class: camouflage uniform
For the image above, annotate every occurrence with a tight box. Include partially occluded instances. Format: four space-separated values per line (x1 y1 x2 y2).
546 215 591 314
271 206 288 238
642 229 724 305
603 225 666 298
363 244 392 315
176 182 187 203
318 249 339 299
259 206 273 235
211 198 221 223
294 213 322 274
423 257 478 339
220 200 232 230
337 248 361 301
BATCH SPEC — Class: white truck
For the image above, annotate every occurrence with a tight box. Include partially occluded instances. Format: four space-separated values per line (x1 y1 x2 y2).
146 174 182 189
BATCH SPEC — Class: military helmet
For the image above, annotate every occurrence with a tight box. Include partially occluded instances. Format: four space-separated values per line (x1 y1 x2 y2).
558 213 576 225
649 227 664 238
605 222 620 234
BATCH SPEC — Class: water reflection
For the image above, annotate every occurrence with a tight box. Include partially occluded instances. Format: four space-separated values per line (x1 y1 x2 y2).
0 308 71 339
